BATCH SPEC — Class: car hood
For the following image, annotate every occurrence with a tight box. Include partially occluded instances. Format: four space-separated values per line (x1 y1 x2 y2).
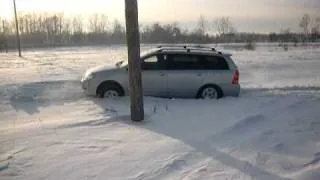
86 65 118 74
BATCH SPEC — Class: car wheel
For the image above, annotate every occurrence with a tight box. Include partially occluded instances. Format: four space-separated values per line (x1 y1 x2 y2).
97 83 123 99
198 85 222 99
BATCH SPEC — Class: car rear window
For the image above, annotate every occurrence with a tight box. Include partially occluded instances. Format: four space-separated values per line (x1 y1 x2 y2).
200 55 229 70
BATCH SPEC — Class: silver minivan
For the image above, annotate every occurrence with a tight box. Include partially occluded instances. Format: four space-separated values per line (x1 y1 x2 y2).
81 45 240 99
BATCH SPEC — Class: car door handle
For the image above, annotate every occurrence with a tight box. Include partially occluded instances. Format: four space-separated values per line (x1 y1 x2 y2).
159 73 165 76
197 73 203 76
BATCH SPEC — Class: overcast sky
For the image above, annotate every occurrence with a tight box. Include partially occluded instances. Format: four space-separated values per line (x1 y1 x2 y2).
0 0 319 33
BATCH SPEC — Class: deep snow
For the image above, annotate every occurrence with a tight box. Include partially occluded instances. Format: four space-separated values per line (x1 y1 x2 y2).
1 44 320 180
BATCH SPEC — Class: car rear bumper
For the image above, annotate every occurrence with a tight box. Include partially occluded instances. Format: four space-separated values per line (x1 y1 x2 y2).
222 84 241 97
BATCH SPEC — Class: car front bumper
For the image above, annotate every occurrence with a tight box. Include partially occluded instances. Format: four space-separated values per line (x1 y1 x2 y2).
80 78 96 96
81 78 88 89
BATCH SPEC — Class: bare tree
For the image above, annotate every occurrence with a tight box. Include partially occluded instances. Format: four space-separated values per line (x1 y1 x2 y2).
71 16 84 44
196 15 208 36
215 16 235 36
89 13 108 33
281 28 292 41
72 16 83 34
89 13 99 33
1 18 8 52
98 14 108 33
113 20 124 33
112 20 124 37
62 17 71 43
311 17 320 38
300 13 311 39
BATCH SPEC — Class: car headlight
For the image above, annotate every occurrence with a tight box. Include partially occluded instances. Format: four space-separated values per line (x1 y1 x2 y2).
83 72 96 80
87 73 96 80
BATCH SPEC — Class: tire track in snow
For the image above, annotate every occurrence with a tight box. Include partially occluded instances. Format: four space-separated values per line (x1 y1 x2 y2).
242 86 320 94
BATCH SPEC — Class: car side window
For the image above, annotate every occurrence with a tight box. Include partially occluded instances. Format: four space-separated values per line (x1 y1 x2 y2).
199 55 229 70
166 54 200 70
142 55 165 70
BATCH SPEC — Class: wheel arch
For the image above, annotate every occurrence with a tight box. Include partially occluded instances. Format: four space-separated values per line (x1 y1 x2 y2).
96 80 125 97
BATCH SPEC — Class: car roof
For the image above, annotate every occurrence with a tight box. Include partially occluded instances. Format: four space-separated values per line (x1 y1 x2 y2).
141 45 232 58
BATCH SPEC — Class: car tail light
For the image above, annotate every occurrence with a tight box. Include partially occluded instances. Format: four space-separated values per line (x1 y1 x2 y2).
232 69 239 84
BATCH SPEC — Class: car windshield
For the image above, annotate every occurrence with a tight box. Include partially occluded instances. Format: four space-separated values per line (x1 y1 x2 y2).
115 49 158 67
115 60 128 67
140 48 159 58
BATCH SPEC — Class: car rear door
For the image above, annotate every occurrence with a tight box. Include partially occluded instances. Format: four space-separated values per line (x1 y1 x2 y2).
166 54 204 98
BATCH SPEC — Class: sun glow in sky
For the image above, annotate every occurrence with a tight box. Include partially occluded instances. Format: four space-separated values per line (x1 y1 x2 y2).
0 0 319 32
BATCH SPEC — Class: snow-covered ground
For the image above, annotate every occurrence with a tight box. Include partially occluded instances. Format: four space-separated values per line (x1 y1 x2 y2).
1 44 320 180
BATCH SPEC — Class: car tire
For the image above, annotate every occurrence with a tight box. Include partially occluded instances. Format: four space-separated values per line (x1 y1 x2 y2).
97 83 124 99
198 85 223 99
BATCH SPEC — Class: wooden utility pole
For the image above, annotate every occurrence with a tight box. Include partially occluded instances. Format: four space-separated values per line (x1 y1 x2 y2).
125 0 144 121
13 0 21 57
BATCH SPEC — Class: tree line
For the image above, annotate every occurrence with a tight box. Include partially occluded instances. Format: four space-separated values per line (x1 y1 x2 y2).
0 12 319 50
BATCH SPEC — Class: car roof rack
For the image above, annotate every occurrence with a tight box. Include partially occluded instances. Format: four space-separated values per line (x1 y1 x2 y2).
157 45 216 52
